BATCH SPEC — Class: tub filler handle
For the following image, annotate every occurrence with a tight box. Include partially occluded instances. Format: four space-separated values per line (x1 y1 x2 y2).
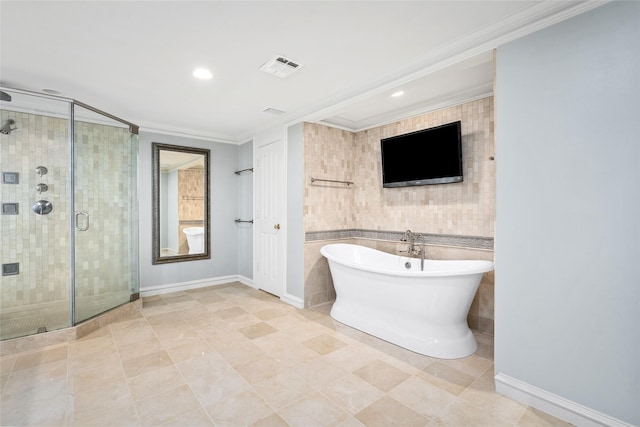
75 211 89 231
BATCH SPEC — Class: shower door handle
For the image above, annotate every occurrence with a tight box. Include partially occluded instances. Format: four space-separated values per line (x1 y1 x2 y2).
75 211 89 231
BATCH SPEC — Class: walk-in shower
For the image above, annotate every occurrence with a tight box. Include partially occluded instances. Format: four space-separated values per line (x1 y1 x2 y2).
0 87 139 341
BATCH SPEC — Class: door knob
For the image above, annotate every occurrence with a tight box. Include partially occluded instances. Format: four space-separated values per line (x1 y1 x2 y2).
274 224 280 230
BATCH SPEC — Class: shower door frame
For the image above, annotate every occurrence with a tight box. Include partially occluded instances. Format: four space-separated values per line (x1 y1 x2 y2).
69 98 140 327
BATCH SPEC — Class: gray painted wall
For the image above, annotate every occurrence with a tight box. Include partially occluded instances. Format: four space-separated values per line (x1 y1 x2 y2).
495 2 639 425
139 132 240 288
286 123 305 299
237 140 253 279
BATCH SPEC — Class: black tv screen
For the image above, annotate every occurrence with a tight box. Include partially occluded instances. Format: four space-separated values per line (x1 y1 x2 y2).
381 121 462 188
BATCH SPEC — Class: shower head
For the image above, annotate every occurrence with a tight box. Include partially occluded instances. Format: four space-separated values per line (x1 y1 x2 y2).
0 119 17 135
0 91 11 102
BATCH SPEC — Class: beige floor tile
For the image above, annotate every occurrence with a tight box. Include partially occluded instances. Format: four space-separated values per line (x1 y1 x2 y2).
205 389 274 426
237 321 279 339
284 320 332 342
73 381 133 416
291 357 349 389
156 325 202 349
388 375 456 419
251 412 289 427
338 417 368 427
324 343 382 373
176 351 231 383
254 308 288 321
12 345 67 371
217 338 268 367
253 370 314 409
304 333 348 355
429 398 513 427
111 324 157 348
135 383 201 427
280 392 350 427
213 306 248 319
165 338 214 364
417 361 476 396
118 336 164 360
1 394 68 427
233 355 283 384
0 355 16 376
68 333 116 359
320 373 385 414
122 349 173 378
459 369 527 424
224 313 265 329
162 407 215 426
353 359 412 392
3 359 68 396
356 396 429 427
176 306 216 322
128 364 186 401
71 358 126 395
74 402 140 426
0 283 565 427
516 407 574 427
69 346 121 375
0 374 8 392
201 328 249 349
439 353 493 378
185 363 249 406
196 293 226 305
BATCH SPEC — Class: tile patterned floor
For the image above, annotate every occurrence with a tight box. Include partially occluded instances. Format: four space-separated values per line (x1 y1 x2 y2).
0 282 572 426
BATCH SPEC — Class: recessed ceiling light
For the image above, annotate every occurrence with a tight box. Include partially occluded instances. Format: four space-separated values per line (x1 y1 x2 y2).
391 90 404 97
42 88 61 95
193 68 213 79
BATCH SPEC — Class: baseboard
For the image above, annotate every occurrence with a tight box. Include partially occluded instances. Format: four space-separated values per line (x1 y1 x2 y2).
236 275 256 289
140 275 247 297
280 292 304 309
494 373 634 427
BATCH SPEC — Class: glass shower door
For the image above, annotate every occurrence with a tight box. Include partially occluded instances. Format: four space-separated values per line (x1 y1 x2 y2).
0 90 72 340
73 105 139 323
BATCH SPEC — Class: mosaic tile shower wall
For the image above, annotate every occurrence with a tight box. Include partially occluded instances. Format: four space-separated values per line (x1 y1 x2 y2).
73 121 136 301
0 111 136 312
1 111 70 310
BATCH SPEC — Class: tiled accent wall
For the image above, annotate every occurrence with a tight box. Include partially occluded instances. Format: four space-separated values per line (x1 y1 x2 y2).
177 168 204 254
304 125 356 230
302 97 496 335
178 168 204 221
1 110 136 319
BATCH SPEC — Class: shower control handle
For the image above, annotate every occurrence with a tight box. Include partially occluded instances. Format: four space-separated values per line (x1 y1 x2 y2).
32 200 53 215
75 211 89 231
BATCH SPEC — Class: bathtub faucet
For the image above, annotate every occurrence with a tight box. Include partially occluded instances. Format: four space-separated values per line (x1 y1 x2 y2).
401 230 426 271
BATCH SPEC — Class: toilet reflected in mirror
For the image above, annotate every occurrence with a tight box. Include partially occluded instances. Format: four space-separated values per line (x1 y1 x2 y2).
152 143 210 264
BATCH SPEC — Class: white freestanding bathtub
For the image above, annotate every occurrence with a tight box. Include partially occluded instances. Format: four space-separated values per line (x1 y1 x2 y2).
183 227 204 254
320 243 493 359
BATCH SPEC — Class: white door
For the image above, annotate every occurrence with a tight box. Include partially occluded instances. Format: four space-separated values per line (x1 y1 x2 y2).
254 130 286 297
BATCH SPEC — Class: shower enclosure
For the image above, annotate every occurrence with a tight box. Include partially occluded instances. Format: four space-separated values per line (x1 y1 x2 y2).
0 87 139 341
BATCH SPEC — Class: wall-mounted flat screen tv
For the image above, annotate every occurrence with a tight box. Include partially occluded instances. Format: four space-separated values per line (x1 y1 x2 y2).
381 120 462 188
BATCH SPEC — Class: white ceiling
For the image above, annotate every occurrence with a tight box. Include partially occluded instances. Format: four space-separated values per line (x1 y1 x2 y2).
0 1 604 144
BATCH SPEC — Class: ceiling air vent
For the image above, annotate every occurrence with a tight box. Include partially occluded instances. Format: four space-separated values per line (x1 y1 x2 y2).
259 55 303 78
262 107 287 115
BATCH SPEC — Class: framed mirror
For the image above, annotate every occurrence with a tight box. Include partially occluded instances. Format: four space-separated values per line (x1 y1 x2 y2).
152 143 210 264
